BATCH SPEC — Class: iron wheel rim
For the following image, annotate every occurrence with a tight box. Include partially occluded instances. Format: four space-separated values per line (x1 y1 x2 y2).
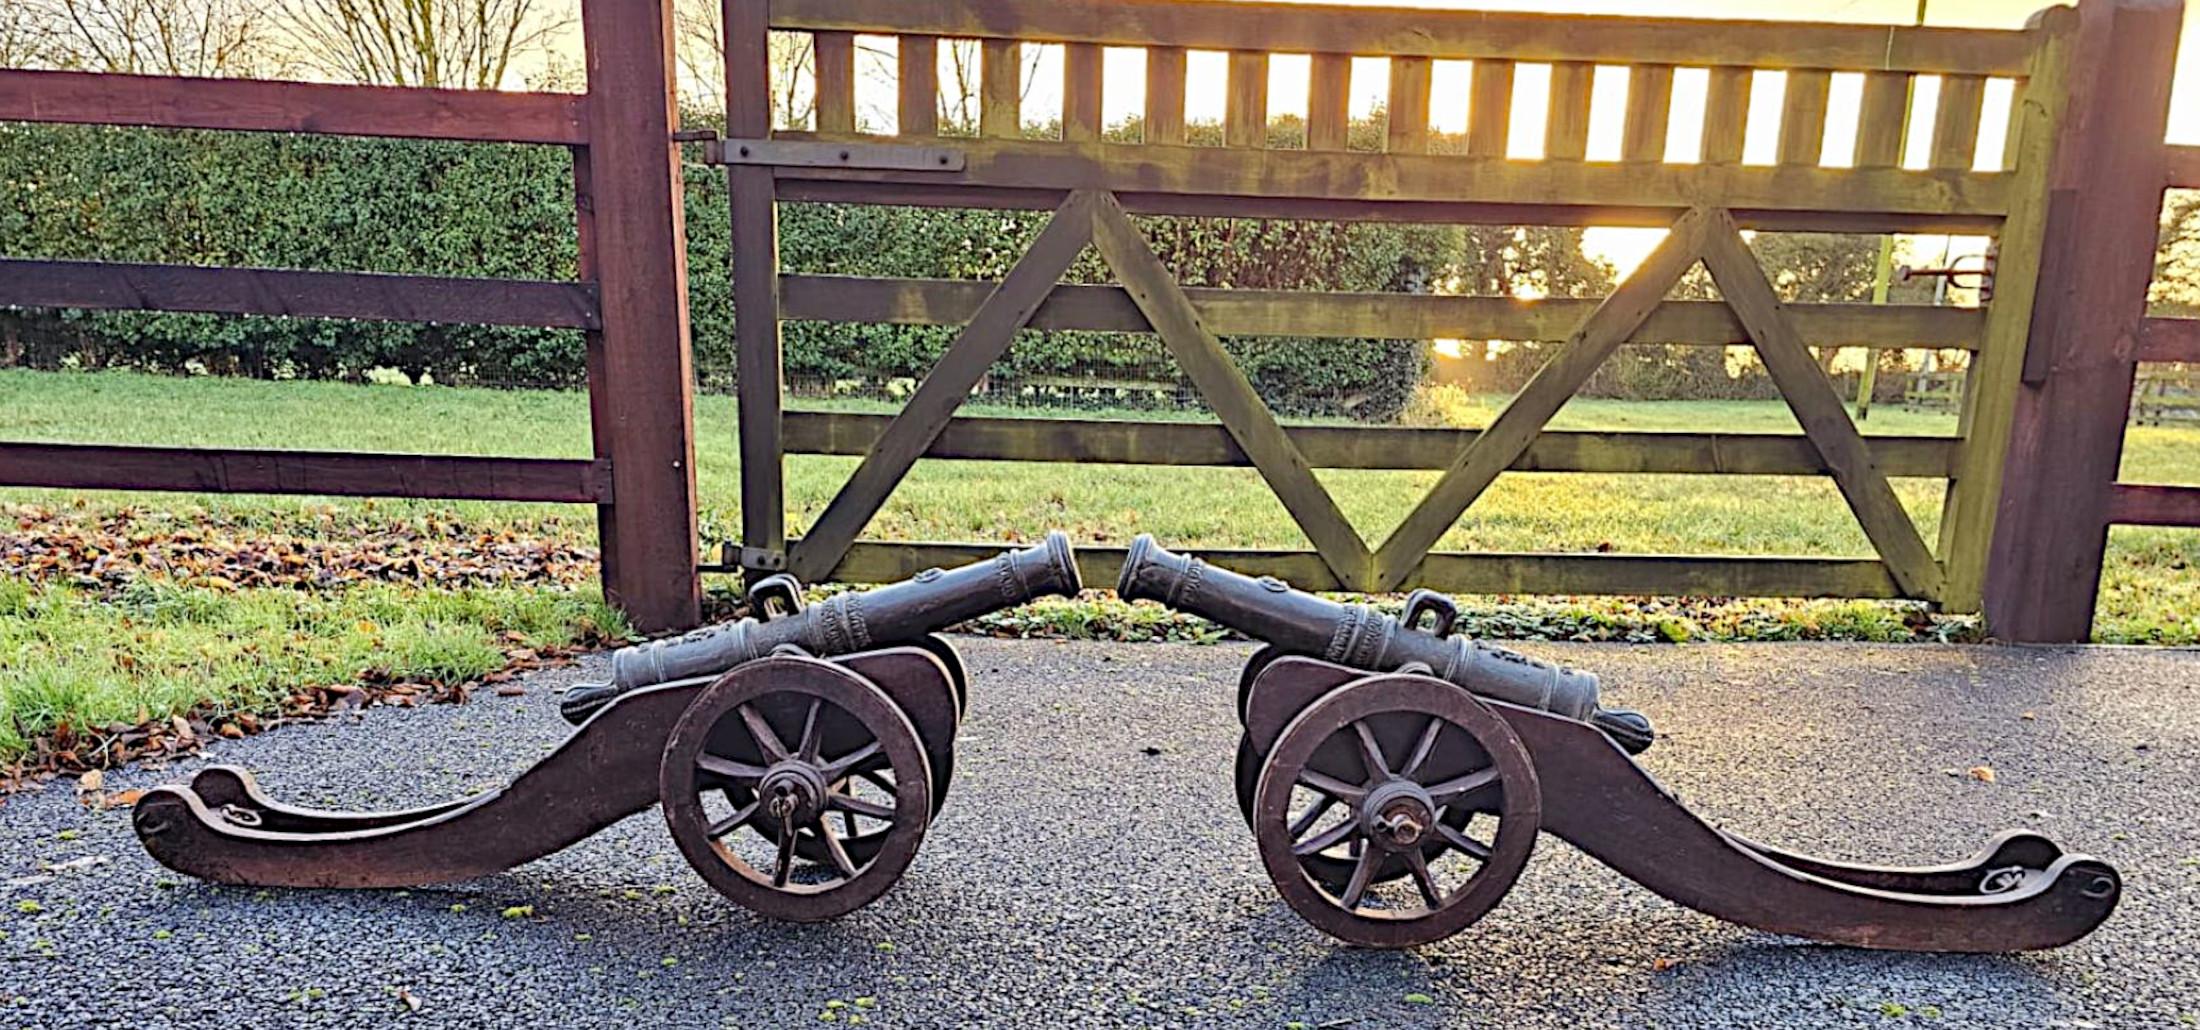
660 657 932 922
1252 674 1540 948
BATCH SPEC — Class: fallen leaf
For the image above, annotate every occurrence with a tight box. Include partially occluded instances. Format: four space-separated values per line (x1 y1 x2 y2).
1968 765 1997 783
104 789 146 809
76 769 104 793
1651 957 1681 972
219 724 245 740
397 988 422 1013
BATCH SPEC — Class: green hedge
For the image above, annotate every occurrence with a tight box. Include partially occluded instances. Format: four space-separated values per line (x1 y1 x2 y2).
1 119 1457 420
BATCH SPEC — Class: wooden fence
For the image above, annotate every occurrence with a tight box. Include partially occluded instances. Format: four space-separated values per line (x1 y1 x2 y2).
2 0 2194 641
0 1 704 632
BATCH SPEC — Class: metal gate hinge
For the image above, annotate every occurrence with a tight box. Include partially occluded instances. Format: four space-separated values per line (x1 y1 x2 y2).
725 542 788 572
707 137 966 172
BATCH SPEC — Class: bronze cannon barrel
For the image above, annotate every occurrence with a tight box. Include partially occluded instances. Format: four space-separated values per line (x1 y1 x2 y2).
1115 535 1653 752
561 532 1081 722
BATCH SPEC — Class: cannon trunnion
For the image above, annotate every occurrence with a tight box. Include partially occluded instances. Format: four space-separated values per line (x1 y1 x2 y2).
133 535 1083 923
1121 535 2121 952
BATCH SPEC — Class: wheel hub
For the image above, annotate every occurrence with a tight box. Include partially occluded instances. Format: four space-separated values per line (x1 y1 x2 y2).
1361 779 1437 852
758 760 828 822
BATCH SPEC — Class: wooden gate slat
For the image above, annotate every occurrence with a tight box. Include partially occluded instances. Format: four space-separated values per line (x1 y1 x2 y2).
1854 71 1912 168
1308 53 1353 151
1546 61 1595 161
1467 59 1515 158
1369 208 1712 590
1388 56 1432 154
1622 64 1674 162
981 38 1021 138
1932 73 1988 171
898 35 940 136
813 30 857 133
1089 193 1373 587
1227 51 1271 148
1701 66 1753 165
1064 41 1104 142
789 191 1098 582
1778 69 1832 166
1145 45 1188 144
1696 209 1943 600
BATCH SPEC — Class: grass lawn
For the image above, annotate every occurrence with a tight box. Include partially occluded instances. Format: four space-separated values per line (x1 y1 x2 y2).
2 368 2193 766
3 367 2192 564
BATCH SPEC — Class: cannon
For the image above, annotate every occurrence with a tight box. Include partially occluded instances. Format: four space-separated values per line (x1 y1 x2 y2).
1117 535 2122 951
131 533 1082 922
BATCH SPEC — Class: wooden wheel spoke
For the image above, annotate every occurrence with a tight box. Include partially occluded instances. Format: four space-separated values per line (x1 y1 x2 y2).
815 817 858 878
830 792 896 821
1286 795 1337 842
1436 820 1493 863
770 817 797 888
740 704 790 762
1298 768 1367 803
819 741 882 781
1353 720 1390 779
1400 716 1444 780
696 754 768 783
1292 815 1359 857
1425 767 1500 805
1404 847 1446 908
796 698 823 762
707 801 759 840
1338 846 1379 910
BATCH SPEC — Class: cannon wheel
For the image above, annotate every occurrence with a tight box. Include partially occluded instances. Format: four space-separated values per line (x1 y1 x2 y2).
1253 674 1540 948
661 657 933 922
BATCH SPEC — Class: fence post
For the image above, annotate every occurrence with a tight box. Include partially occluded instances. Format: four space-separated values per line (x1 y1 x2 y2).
1983 0 2182 642
579 0 703 632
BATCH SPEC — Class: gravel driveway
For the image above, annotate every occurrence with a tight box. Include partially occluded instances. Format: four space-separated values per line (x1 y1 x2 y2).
3 638 2197 1029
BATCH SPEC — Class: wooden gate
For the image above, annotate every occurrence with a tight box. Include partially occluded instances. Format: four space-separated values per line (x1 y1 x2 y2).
718 0 2076 609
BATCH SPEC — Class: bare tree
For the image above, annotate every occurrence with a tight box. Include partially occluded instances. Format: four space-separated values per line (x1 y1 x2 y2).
283 0 568 89
672 1 830 127
29 0 273 77
1 7 58 68
938 39 1042 135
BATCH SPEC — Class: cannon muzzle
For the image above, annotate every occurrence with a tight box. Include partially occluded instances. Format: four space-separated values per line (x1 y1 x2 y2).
1116 535 1652 752
561 532 1081 722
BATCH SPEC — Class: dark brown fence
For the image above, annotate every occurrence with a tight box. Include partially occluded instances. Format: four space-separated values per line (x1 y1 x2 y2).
0 3 702 632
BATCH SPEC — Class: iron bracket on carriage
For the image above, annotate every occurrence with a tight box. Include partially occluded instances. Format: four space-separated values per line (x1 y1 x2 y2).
130 533 1082 923
1117 534 2122 951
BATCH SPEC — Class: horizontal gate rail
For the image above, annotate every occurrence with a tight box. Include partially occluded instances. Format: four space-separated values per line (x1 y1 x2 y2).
0 259 602 330
781 276 1985 349
747 135 2010 228
0 443 613 503
773 181 2005 233
2138 317 2200 363
760 541 1904 600
2106 484 2200 527
0 69 588 145
782 413 1961 477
